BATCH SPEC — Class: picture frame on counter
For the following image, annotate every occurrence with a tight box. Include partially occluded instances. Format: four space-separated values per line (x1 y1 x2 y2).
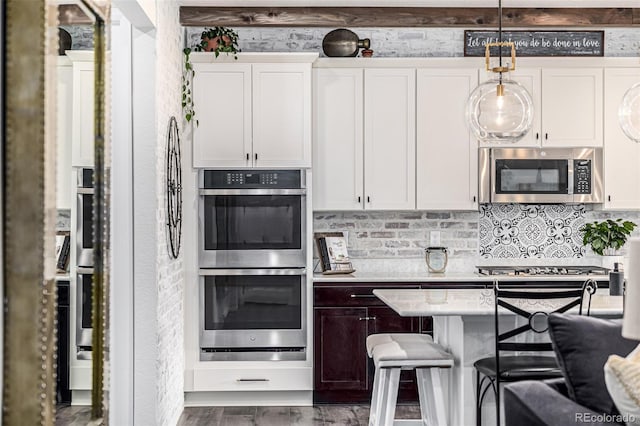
314 231 355 275
55 231 71 273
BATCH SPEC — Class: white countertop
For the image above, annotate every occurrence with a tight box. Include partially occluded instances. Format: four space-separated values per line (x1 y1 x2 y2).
313 271 609 283
373 288 624 316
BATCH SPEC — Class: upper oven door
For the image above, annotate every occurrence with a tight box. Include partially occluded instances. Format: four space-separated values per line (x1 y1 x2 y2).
491 148 573 203
76 168 94 267
199 189 306 268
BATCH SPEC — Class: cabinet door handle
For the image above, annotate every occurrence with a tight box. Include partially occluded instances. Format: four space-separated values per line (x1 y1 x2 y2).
545 133 549 140
357 196 361 203
608 195 611 202
367 196 371 203
358 316 377 321
473 196 476 202
350 294 376 298
536 133 540 140
255 153 258 161
236 378 269 382
246 153 249 161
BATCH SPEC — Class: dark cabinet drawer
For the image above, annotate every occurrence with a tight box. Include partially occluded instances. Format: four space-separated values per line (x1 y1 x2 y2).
314 283 421 307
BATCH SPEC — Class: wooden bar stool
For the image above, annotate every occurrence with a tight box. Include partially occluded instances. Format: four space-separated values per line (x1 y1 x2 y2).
367 333 454 426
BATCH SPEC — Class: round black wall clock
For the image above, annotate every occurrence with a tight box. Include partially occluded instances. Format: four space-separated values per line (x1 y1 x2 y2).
166 116 182 259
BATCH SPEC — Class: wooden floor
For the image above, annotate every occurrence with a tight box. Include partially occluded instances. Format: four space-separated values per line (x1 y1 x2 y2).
55 405 92 425
56 404 421 426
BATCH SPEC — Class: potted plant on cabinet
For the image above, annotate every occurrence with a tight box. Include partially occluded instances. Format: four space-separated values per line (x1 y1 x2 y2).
581 218 637 270
182 27 240 125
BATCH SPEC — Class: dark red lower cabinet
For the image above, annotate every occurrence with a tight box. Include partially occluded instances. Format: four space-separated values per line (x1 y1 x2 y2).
313 283 428 404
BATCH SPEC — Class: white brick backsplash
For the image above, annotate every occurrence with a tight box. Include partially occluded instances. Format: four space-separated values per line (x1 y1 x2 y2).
155 2 184 425
185 27 640 57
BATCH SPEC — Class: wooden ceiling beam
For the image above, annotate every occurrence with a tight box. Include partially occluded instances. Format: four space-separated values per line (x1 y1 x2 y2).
180 6 639 27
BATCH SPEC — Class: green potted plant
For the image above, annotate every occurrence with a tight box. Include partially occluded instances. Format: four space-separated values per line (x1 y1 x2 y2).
182 27 240 125
581 219 637 255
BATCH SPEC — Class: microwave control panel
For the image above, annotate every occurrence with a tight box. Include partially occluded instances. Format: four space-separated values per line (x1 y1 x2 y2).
203 170 302 189
574 160 591 194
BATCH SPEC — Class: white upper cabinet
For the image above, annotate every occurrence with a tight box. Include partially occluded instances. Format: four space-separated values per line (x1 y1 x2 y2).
69 52 95 167
313 68 415 210
541 68 603 147
603 68 640 210
252 63 312 168
57 57 73 209
417 68 479 210
479 67 603 148
480 68 543 148
313 68 364 211
364 68 416 210
191 54 315 168
192 63 252 168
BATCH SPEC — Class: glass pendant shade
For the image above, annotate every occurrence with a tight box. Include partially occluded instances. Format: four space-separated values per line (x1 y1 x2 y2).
466 77 534 143
619 81 640 143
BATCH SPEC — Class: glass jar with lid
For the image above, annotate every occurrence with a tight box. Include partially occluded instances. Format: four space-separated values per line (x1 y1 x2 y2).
425 247 448 273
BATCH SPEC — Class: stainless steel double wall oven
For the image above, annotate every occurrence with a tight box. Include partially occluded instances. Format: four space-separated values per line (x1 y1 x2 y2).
198 170 307 361
76 168 94 359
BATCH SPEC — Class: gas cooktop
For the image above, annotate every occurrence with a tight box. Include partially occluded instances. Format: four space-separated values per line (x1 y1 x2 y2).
477 265 609 276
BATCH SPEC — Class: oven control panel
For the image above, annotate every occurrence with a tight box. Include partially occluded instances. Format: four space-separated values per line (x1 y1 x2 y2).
573 160 591 194
203 170 302 189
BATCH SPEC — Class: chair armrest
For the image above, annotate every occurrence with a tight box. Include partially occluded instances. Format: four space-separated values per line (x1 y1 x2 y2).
543 378 569 396
504 381 621 426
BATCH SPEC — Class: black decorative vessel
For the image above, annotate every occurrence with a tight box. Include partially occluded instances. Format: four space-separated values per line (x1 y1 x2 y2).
322 29 371 57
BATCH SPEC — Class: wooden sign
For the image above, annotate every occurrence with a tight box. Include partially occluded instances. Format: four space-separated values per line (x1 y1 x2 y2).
464 30 604 57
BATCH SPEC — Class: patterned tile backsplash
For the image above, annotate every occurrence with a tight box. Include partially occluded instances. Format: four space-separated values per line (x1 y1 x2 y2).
313 206 640 267
479 204 586 259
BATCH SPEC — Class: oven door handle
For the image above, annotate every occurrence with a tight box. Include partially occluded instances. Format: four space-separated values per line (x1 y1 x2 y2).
76 267 94 274
199 189 306 196
199 268 306 276
77 187 94 195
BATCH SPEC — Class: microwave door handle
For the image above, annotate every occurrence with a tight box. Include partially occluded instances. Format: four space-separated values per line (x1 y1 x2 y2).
567 160 574 195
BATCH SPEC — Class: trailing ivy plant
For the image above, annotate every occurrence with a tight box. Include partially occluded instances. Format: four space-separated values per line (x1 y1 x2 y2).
182 27 240 125
581 218 637 255
182 47 196 125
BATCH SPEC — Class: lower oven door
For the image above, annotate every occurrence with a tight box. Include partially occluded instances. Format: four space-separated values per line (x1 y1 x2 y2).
199 268 306 352
76 267 93 359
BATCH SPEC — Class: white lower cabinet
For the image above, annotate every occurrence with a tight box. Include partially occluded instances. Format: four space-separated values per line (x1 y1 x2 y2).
417 69 478 210
603 68 640 210
313 68 415 210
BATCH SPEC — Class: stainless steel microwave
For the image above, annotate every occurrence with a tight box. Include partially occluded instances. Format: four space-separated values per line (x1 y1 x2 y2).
479 148 603 204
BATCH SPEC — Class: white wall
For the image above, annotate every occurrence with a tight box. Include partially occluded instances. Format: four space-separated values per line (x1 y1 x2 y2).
124 1 185 424
110 8 134 426
153 1 185 424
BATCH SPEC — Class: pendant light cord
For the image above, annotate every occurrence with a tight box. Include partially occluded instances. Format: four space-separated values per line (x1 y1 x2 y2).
498 0 503 84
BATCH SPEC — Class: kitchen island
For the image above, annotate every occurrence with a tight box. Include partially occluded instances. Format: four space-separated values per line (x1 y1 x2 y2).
312 271 609 404
373 287 624 426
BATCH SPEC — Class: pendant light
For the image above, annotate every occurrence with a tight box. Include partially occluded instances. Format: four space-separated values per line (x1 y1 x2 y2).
465 0 534 143
619 82 640 143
